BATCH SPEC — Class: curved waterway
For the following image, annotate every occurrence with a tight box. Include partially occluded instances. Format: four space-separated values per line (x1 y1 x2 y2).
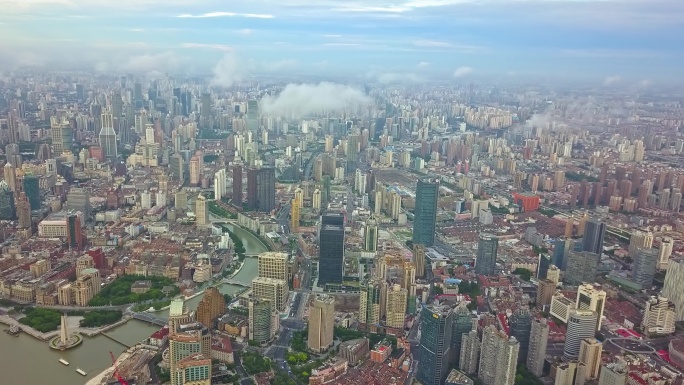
1 223 267 385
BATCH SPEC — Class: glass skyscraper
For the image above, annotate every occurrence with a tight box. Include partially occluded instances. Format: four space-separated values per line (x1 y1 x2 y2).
509 307 532 363
450 305 474 366
318 213 344 286
417 305 453 385
413 178 440 247
22 175 40 210
582 217 606 255
256 167 276 213
475 233 498 276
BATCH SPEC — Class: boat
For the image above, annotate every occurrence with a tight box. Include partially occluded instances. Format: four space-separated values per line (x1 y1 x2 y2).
59 358 69 366
76 368 87 376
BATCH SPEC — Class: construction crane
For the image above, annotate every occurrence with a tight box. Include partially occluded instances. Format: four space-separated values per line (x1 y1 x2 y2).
109 351 129 385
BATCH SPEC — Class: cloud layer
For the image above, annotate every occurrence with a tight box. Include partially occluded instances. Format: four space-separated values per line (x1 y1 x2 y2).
260 82 371 117
210 53 246 87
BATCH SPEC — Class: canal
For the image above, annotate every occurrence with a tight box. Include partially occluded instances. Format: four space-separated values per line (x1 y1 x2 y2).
0 223 267 385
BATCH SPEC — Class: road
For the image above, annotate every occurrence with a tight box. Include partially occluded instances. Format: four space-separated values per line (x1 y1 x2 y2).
264 289 309 384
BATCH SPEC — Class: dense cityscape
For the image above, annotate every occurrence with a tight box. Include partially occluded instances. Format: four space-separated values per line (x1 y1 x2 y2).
1 1 684 385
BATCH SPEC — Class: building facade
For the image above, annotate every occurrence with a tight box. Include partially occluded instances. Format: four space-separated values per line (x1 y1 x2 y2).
412 178 439 247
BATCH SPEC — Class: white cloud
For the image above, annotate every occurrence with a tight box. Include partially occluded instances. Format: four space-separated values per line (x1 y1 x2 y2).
417 61 430 68
180 43 233 52
177 11 274 19
372 72 424 84
260 82 371 117
638 79 652 87
453 66 473 77
122 51 183 74
413 39 452 48
236 29 253 35
603 75 621 85
210 53 246 88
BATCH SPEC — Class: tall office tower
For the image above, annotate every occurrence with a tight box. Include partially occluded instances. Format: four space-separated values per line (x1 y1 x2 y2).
189 156 201 186
7 113 19 144
459 330 480 375
195 195 208 226
318 213 345 286
67 214 83 250
553 361 587 385
174 355 211 385
175 190 188 210
576 283 606 330
417 305 453 385
308 295 335 352
312 188 322 211
200 93 212 127
538 253 552 280
412 178 439 247
256 167 275 212
50 117 73 153
386 284 408 328
247 167 258 209
582 217 606 255
598 363 628 385
563 310 597 360
247 99 259 132
22 175 41 210
16 192 31 229
251 277 288 311
232 164 243 203
290 198 300 231
658 236 674 270
196 287 226 328
249 298 278 344
66 188 91 217
478 325 519 385
509 307 532 363
537 279 556 307
578 339 603 379
364 215 379 252
346 134 359 173
99 112 118 159
4 163 16 192
527 318 550 377
628 230 653 257
413 244 426 277
564 251 600 286
642 296 676 336
111 92 123 118
0 182 15 220
451 305 475 366
170 154 184 181
134 82 143 104
214 169 226 200
359 279 384 327
168 300 212 385
258 252 289 281
632 248 657 288
475 233 498 276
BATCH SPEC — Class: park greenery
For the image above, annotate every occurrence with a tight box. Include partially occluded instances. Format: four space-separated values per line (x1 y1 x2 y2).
286 351 309 365
89 275 179 306
291 329 307 352
515 365 544 385
333 326 364 342
458 280 481 297
19 307 62 332
241 352 271 374
270 372 297 385
79 310 123 327
208 201 237 219
513 268 533 281
290 358 324 383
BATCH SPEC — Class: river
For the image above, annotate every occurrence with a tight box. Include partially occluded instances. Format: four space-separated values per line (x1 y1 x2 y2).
0 223 267 385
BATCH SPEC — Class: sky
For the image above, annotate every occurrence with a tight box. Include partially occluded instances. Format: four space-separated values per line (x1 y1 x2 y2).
0 0 683 84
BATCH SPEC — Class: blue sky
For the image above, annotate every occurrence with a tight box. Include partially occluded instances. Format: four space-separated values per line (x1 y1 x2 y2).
0 0 682 84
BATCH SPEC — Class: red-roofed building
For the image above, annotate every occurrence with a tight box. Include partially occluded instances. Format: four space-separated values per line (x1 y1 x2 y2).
513 193 540 212
497 313 510 336
211 334 234 364
149 326 169 347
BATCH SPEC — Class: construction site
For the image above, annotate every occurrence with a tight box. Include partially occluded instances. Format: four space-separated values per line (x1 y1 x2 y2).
85 346 157 385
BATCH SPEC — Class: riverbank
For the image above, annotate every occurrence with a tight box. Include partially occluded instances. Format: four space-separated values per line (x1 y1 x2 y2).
0 312 133 341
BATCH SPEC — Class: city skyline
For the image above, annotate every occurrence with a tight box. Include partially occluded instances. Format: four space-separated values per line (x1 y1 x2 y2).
0 0 682 83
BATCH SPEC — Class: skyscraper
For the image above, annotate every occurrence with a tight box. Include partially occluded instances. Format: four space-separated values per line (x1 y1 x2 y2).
0 181 15 220
451 305 474 366
598 363 627 385
475 233 498 276
478 325 519 385
413 178 439 246
359 279 384 328
641 296 675 336
526 318 550 377
196 287 226 328
247 167 258 209
248 298 278 345
99 111 118 159
16 192 31 229
50 117 73 153
385 284 408 328
576 283 606 330
168 299 212 385
459 330 480 375
417 305 453 385
509 307 532 364
578 339 603 379
364 215 379 252
256 167 275 212
195 195 208 226
413 243 426 277
22 175 40 210
346 134 359 174
308 295 335 352
318 213 345 286
67 214 83 250
563 310 597 360
200 92 212 127
257 252 289 281
214 169 226 200
632 248 657 288
232 164 243 204
247 99 259 132
564 251 600 286
582 217 606 255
